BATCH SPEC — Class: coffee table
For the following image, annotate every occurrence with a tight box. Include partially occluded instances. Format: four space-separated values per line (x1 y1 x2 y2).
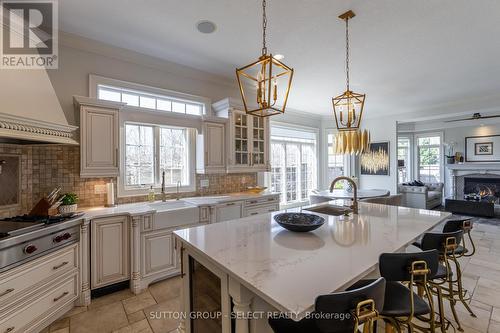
445 196 494 217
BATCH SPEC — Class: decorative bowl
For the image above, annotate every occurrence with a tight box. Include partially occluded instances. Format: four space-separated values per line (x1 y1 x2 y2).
59 204 77 215
274 213 325 232
246 186 268 194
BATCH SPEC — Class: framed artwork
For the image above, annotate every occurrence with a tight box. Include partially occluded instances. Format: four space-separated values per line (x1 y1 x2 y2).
360 141 390 175
466 135 500 162
475 142 493 155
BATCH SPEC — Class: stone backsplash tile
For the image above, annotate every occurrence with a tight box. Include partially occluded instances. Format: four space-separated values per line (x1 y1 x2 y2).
0 144 256 217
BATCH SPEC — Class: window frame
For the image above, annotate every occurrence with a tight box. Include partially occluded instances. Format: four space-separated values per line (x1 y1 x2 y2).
414 132 444 183
397 134 413 183
89 75 211 116
118 120 196 197
267 122 319 208
324 129 351 188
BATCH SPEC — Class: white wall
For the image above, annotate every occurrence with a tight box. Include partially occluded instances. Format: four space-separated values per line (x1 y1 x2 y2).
47 34 241 126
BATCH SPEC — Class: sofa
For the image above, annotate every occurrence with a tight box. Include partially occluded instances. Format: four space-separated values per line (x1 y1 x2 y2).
397 182 444 209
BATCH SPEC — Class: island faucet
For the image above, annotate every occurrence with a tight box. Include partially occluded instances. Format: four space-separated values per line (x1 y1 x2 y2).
176 181 182 200
161 171 166 202
329 176 358 214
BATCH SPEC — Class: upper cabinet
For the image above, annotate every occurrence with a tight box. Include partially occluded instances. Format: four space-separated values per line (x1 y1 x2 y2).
213 98 270 173
74 96 125 178
196 118 227 174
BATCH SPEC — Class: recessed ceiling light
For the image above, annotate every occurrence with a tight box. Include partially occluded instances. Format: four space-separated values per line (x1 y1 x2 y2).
273 54 284 60
196 20 216 34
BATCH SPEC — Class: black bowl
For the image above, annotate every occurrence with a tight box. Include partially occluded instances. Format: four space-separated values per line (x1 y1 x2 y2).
274 213 325 232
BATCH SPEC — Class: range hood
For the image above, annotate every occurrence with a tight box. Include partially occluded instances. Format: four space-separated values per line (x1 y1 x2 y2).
0 70 78 145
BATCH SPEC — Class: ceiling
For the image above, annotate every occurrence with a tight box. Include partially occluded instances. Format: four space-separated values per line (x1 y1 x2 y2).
59 0 500 117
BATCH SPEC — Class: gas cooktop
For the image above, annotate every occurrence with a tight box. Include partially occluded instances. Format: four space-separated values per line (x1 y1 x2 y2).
0 213 84 239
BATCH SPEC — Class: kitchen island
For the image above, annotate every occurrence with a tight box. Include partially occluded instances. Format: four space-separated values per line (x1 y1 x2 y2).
173 201 451 333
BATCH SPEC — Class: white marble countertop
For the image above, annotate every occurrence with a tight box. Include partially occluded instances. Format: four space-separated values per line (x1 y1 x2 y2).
182 191 279 206
80 192 280 220
311 189 390 199
174 201 450 317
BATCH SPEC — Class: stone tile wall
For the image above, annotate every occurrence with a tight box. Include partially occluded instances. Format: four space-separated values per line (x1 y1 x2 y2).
0 144 256 218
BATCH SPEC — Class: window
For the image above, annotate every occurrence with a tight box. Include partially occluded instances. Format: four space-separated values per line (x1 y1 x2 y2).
397 136 411 183
417 134 442 183
270 125 317 205
98 84 204 116
327 133 348 188
124 123 191 189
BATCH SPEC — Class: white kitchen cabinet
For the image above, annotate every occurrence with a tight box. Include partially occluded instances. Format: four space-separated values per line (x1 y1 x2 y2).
91 215 130 289
196 120 226 174
141 230 177 278
74 96 125 178
214 201 243 223
213 98 270 173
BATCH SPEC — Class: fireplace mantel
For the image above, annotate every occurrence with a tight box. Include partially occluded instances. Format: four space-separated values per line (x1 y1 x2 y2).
447 163 500 198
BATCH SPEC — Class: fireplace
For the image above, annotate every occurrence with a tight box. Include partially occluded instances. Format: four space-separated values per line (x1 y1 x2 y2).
464 177 500 204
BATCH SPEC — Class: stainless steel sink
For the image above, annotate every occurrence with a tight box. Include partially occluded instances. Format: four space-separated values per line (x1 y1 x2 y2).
303 205 352 216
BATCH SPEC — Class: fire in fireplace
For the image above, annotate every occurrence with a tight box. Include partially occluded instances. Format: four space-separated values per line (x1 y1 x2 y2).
464 177 500 203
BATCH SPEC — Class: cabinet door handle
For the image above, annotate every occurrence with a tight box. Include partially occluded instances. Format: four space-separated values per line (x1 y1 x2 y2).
115 148 119 165
0 288 14 298
226 202 236 206
53 291 69 302
249 200 258 204
250 212 259 216
268 209 275 212
53 261 69 271
4 327 14 333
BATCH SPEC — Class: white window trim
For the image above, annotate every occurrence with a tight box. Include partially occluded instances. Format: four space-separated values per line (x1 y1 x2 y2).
267 121 319 208
414 131 444 183
397 133 414 182
117 119 196 198
324 128 351 187
89 74 212 115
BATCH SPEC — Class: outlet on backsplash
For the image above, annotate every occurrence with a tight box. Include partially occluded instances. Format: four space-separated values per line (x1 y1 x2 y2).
200 179 209 188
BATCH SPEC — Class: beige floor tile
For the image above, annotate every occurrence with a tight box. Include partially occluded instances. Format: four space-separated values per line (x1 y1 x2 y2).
123 291 157 314
145 298 181 333
453 305 491 333
474 278 500 308
492 308 500 323
88 288 136 310
61 305 87 319
470 300 493 312
489 320 500 333
149 276 181 303
70 302 129 333
128 310 146 324
50 329 69 333
112 319 153 333
49 317 69 331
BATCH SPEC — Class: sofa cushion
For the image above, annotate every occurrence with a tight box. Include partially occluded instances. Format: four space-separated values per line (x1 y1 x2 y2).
428 191 441 201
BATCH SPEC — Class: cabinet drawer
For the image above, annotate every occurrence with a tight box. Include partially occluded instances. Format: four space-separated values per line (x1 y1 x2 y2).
0 244 78 306
0 272 78 333
244 204 279 217
244 196 279 207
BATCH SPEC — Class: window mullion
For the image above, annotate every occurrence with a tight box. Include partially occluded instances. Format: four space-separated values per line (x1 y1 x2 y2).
155 127 161 187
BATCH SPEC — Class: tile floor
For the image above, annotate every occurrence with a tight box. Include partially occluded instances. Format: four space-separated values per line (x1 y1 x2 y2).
41 216 500 333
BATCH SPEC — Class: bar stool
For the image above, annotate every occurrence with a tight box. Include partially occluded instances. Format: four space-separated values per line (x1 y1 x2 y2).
420 230 475 332
350 250 443 333
268 277 386 333
442 218 475 257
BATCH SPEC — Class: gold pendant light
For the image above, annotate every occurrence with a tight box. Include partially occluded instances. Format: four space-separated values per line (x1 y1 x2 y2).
333 10 370 155
236 0 294 117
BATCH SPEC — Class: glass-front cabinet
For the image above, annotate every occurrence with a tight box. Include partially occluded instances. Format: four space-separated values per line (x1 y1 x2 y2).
213 98 270 173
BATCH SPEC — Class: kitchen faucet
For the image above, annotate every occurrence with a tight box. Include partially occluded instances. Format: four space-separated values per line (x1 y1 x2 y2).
329 176 358 214
176 181 182 200
161 171 166 202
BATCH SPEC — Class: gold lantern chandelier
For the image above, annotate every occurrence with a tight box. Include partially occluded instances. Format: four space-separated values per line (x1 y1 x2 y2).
333 10 370 155
236 0 294 117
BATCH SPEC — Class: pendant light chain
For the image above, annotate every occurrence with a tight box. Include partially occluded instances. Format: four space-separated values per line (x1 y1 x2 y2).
262 0 268 55
345 17 350 91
